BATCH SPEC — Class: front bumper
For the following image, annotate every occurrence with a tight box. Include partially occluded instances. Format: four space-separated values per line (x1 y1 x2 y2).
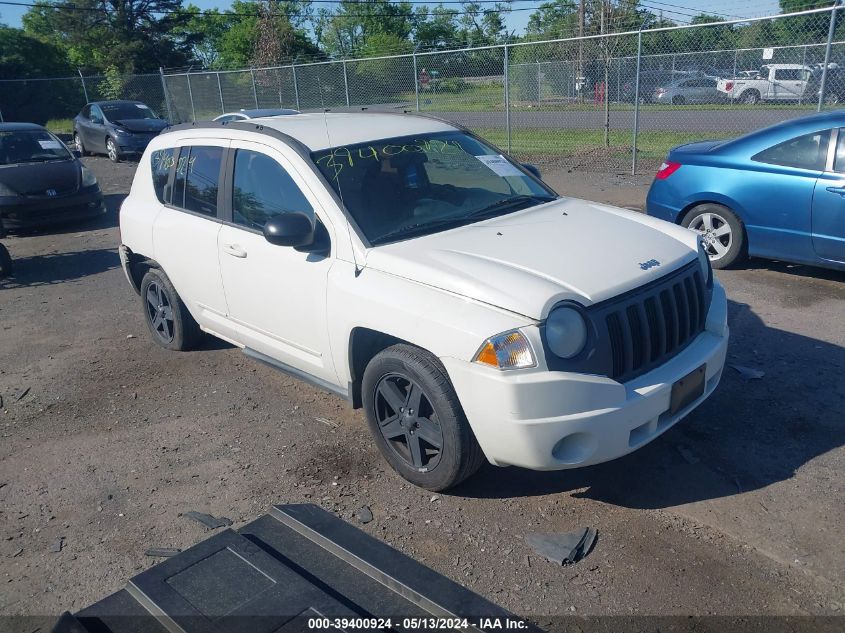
115 134 156 156
442 283 729 470
0 187 104 230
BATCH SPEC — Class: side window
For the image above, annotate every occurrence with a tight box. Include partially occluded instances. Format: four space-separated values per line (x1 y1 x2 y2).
90 105 104 123
171 146 223 217
775 69 802 81
151 148 177 204
216 115 235 122
752 130 831 171
231 149 313 229
833 129 845 172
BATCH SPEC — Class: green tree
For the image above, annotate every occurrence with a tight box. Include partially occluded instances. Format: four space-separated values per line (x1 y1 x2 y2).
22 0 194 73
316 0 414 57
525 0 578 40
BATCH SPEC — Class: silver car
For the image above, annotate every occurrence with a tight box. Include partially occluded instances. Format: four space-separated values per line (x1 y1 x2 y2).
653 76 722 105
213 108 300 122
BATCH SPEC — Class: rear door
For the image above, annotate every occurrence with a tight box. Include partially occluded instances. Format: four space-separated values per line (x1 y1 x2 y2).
216 140 338 383
152 140 230 328
811 128 845 263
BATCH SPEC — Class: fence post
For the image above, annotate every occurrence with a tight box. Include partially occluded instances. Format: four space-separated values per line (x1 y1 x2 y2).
292 63 301 110
251 69 259 108
800 45 807 105
504 44 511 154
537 61 542 105
631 29 643 176
216 72 225 113
343 60 350 107
77 69 89 103
818 1 839 112
159 67 173 122
413 53 420 112
187 73 196 121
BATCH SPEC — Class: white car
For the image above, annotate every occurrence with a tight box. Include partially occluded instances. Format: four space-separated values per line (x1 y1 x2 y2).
118 113 729 491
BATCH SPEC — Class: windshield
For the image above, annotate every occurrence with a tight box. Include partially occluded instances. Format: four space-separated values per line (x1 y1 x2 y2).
101 102 159 121
0 130 73 165
312 132 556 245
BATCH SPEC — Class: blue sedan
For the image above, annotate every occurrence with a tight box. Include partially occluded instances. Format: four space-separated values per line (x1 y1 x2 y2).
647 110 845 270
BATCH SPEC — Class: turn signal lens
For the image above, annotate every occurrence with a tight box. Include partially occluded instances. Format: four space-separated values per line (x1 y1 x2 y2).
473 330 536 370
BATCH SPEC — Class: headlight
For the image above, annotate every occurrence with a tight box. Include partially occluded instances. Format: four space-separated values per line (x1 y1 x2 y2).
113 128 131 136
0 182 18 196
697 240 713 287
546 305 588 359
80 165 98 188
473 330 535 370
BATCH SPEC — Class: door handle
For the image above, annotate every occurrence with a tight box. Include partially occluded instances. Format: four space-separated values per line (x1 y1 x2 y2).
222 243 247 258
825 186 845 196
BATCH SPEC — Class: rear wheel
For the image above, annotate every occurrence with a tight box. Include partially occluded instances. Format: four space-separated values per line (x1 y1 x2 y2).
824 92 840 105
0 244 12 278
74 133 88 156
740 90 760 105
362 344 485 491
139 269 202 351
682 203 746 269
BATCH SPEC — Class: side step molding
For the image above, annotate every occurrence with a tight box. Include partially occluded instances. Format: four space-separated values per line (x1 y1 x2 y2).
244 347 350 402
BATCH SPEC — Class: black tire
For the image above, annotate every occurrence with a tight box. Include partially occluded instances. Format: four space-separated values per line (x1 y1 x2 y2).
362 344 485 491
740 90 760 105
824 92 840 105
671 95 685 105
0 244 12 278
106 137 120 163
74 132 88 156
139 269 202 351
682 203 746 269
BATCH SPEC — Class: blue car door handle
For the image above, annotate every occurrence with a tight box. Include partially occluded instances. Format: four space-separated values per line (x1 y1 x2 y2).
825 186 845 196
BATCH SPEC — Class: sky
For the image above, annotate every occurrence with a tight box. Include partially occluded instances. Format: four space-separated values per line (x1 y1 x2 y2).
0 0 784 36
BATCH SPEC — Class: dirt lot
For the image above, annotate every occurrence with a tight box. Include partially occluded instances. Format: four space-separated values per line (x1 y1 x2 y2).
1 157 843 624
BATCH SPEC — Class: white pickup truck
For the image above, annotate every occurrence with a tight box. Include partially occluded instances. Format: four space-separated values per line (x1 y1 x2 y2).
717 64 813 104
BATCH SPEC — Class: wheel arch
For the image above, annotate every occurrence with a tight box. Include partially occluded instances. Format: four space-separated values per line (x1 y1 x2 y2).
679 199 750 255
348 327 412 409
123 248 162 295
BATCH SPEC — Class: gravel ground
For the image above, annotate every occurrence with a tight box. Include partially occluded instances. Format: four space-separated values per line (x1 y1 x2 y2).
0 157 843 622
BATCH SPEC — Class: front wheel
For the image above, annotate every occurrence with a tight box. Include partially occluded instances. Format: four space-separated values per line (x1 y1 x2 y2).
106 137 120 163
139 269 202 351
0 244 12 278
74 133 88 156
682 203 746 269
740 90 760 105
362 344 485 491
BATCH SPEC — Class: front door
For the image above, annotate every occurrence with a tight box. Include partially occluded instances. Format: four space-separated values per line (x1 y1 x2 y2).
812 129 845 263
217 141 338 384
83 104 107 152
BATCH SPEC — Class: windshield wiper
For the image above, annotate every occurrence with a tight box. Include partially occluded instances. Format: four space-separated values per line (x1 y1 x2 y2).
371 216 476 245
467 194 557 219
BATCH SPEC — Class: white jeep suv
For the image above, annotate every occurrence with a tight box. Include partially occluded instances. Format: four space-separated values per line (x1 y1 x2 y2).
119 113 729 491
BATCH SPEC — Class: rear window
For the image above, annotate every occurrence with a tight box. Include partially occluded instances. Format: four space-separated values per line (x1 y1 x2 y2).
171 146 223 217
752 130 830 171
150 148 177 204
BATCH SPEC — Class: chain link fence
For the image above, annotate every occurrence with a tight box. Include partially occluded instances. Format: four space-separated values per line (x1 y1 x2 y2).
2 5 842 174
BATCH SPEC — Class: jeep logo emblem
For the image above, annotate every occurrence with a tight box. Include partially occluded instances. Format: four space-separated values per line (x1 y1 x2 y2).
639 259 660 270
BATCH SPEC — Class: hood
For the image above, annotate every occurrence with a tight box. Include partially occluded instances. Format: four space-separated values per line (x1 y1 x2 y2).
0 159 80 196
364 198 698 320
112 119 168 133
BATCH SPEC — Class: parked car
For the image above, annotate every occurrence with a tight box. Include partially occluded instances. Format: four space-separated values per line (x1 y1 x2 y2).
119 113 728 491
621 70 702 103
0 123 104 230
653 76 723 105
74 100 168 163
213 108 300 122
803 64 845 105
647 110 845 271
717 64 813 104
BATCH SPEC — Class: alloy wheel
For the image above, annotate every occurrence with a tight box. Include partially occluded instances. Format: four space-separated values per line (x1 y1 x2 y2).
145 281 175 344
107 139 117 162
374 373 443 471
690 211 732 261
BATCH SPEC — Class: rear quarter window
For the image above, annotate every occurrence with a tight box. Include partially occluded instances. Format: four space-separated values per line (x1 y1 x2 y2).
752 130 830 171
151 148 177 204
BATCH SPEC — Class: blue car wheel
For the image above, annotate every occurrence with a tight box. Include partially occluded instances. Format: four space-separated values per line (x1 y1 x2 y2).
682 203 746 269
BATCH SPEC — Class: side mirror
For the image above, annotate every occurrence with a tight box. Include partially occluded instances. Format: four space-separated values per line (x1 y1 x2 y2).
263 212 315 247
71 149 82 158
522 163 542 179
